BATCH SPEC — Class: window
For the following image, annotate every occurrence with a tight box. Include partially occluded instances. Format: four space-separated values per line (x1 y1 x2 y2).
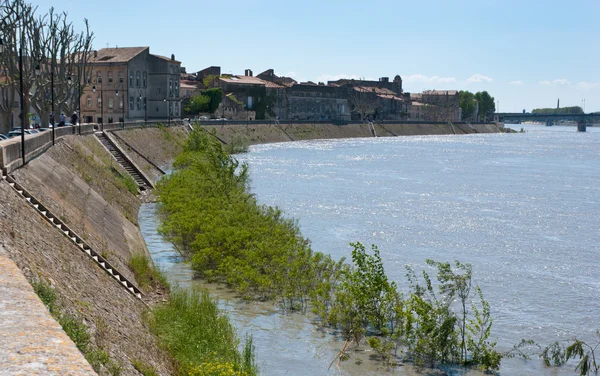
118 71 124 83
169 79 173 97
136 96 141 110
136 71 141 87
129 96 134 110
108 71 113 83
107 116 113 124
119 98 123 109
143 71 147 88
108 98 114 109
97 96 102 108
96 72 102 83
129 73 134 87
86 96 92 108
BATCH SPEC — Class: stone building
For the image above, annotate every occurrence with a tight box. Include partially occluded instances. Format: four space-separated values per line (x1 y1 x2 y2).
409 90 460 122
286 82 351 121
81 47 181 124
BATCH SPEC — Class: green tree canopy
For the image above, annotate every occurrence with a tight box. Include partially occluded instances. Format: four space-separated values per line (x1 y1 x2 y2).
474 91 495 121
183 88 223 115
459 91 476 120
532 106 584 115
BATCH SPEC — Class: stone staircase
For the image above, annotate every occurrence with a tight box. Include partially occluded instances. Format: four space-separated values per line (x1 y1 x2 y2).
95 132 149 192
1 172 144 301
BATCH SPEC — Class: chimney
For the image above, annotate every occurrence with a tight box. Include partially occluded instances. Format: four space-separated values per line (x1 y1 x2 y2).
379 77 389 83
93 50 97 58
171 54 175 61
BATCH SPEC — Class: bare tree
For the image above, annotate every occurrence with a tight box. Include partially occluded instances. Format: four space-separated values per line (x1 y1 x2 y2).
423 103 457 122
0 0 94 130
347 86 378 120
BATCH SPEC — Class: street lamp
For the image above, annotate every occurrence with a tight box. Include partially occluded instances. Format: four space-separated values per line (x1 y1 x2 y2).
139 94 147 127
163 98 171 127
92 76 103 131
115 83 124 128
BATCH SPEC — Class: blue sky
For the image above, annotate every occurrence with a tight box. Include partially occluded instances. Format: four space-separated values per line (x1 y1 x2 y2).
30 0 600 112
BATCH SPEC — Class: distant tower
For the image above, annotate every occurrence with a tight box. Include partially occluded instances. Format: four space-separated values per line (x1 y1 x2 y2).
557 99 560 109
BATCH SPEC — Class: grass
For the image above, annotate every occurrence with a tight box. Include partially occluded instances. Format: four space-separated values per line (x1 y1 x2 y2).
132 359 159 376
129 254 169 291
32 279 120 373
148 288 258 376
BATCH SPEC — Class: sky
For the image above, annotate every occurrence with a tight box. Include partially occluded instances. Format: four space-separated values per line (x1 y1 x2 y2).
27 0 600 113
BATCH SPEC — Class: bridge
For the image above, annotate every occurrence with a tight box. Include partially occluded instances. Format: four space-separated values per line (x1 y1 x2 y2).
494 113 600 131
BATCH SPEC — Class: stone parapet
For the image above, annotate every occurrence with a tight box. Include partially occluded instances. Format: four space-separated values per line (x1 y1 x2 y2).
0 245 96 375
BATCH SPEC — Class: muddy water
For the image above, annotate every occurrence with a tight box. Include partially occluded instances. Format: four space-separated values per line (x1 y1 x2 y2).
140 124 599 375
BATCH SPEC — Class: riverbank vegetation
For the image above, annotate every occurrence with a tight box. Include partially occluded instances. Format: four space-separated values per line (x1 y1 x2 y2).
149 288 258 376
156 128 508 372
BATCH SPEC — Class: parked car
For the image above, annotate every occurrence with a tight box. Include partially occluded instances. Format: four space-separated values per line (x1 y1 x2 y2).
0 134 8 140
5 129 35 138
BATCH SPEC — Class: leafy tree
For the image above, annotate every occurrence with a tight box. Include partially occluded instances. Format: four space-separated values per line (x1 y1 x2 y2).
202 88 223 114
184 89 223 115
427 259 472 364
474 91 495 121
184 95 210 115
541 331 600 376
532 106 584 115
459 90 477 121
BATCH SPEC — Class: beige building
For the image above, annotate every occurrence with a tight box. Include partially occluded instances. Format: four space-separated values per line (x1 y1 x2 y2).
81 47 181 125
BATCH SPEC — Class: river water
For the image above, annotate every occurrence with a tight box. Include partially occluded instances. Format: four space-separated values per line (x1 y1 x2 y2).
139 124 600 375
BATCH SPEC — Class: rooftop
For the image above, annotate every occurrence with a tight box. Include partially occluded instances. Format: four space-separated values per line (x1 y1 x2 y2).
219 75 266 85
89 47 148 64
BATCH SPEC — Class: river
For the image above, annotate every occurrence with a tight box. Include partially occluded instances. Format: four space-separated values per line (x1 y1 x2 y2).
139 123 600 375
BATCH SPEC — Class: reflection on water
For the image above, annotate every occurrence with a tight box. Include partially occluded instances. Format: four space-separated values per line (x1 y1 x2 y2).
140 124 600 375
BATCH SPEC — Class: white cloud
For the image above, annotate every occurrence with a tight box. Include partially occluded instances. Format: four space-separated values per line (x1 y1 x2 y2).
467 74 493 83
509 80 523 85
540 79 570 86
576 81 600 90
403 74 456 84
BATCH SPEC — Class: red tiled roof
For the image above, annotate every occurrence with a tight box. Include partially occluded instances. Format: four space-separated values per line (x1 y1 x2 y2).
377 94 403 101
90 47 148 64
264 81 285 88
219 75 265 85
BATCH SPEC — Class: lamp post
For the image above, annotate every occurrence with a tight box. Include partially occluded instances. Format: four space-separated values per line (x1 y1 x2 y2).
163 98 171 127
92 76 103 131
139 94 147 127
115 83 124 128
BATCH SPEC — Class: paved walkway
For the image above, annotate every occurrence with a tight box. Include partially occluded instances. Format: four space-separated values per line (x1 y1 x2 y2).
0 245 96 375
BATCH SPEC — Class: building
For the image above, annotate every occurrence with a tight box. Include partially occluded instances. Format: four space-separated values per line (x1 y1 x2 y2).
81 47 181 124
409 90 460 122
286 82 351 121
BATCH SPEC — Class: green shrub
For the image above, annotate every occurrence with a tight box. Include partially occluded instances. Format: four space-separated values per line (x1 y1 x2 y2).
149 288 257 376
129 254 169 291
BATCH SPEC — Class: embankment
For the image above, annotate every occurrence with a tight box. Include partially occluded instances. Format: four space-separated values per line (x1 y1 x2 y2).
200 121 503 145
0 130 184 375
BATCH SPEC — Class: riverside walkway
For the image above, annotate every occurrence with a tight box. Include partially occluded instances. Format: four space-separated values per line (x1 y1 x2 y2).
0 245 96 375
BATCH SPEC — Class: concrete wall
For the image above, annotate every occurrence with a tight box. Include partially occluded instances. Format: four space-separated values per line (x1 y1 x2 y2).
0 124 107 173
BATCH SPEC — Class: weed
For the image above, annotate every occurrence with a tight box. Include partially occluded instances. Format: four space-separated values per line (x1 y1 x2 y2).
129 254 169 291
132 359 159 376
149 288 258 376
